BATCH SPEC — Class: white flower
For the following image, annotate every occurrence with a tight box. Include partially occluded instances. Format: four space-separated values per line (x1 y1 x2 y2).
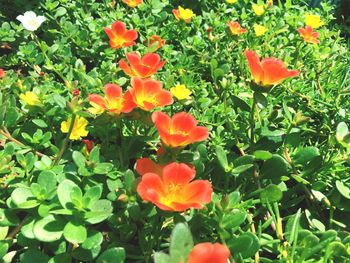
16 11 46 31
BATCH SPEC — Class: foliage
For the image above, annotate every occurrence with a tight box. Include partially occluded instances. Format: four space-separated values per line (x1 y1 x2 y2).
0 0 350 262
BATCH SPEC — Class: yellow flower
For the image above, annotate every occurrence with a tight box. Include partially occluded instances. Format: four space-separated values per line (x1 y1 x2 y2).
170 84 192 100
254 24 267 36
305 14 324 29
19 91 40 106
60 116 89 140
252 4 265 16
267 0 273 6
226 0 238 3
173 6 195 22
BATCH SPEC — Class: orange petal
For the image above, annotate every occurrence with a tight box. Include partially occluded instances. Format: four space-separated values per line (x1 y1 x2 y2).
162 162 195 185
119 59 133 76
245 50 264 84
137 172 164 203
187 243 230 263
88 94 106 108
172 112 198 133
111 21 126 35
135 158 163 176
189 126 209 143
141 53 161 67
105 84 122 100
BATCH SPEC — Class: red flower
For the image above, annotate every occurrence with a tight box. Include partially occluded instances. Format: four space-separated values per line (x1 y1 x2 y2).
73 88 80 96
151 111 209 148
88 84 135 115
0 69 5 78
123 78 173 111
119 53 165 78
187 243 231 263
227 21 247 35
82 139 94 153
137 162 212 211
297 26 320 44
104 21 138 49
147 35 166 51
245 50 299 87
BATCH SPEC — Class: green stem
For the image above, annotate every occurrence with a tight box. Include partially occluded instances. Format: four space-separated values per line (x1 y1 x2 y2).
250 92 257 148
54 114 76 165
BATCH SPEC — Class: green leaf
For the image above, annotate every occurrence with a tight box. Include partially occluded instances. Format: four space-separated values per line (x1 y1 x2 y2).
260 154 288 183
335 181 350 199
32 119 48 128
19 249 50 263
260 184 283 203
63 221 87 244
33 215 64 242
215 145 229 171
0 209 20 227
55 7 67 18
81 230 103 250
57 180 79 209
72 151 86 168
11 188 38 209
169 223 193 261
253 150 272 160
48 253 72 263
221 209 247 229
231 164 254 175
293 147 320 165
96 247 126 263
93 163 113 174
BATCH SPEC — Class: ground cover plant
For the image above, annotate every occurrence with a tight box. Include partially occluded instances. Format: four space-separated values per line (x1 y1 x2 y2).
0 0 350 262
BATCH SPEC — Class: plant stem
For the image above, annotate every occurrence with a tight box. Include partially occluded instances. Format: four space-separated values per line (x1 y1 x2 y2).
250 92 257 148
54 114 76 165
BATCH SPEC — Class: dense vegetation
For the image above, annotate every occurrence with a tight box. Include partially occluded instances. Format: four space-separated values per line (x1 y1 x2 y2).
0 0 350 262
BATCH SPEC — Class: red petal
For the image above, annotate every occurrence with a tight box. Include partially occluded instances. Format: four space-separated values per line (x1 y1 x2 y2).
119 59 134 76
123 29 138 42
111 21 126 35
126 52 141 66
188 243 230 263
162 162 195 185
105 84 122 100
171 112 198 133
122 91 137 113
189 126 209 143
137 173 164 203
155 90 173 107
141 53 161 67
183 180 212 205
245 50 264 84
135 158 163 176
104 27 115 40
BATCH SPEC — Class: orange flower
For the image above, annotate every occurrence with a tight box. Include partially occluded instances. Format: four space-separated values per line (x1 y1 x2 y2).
119 53 166 78
245 50 299 87
147 35 166 51
88 83 135 115
122 0 143 8
104 21 138 49
137 162 212 211
0 69 5 78
151 111 209 148
297 26 320 44
227 21 247 35
124 78 173 111
187 243 231 263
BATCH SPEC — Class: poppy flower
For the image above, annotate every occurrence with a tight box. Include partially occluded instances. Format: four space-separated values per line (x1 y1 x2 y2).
122 0 143 8
227 21 247 35
123 78 173 111
147 35 166 51
245 50 299 87
104 21 138 49
187 243 231 263
151 111 209 148
172 6 195 23
119 53 166 78
61 116 89 140
297 26 320 44
137 162 212 211
88 83 135 115
0 69 5 78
